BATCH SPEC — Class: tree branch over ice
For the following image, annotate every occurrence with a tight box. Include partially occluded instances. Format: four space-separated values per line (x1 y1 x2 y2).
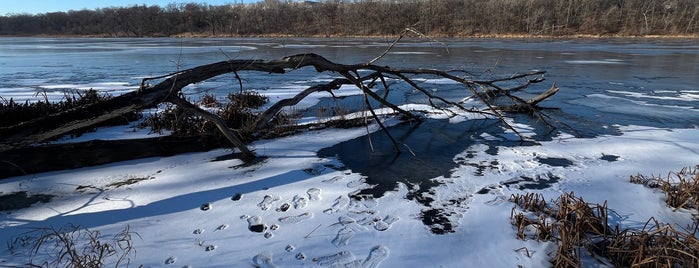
0 51 558 175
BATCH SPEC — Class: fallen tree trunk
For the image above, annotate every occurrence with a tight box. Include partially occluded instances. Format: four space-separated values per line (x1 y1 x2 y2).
1 52 558 177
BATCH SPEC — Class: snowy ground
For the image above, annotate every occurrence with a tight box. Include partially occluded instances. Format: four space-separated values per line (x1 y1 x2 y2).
1 117 697 267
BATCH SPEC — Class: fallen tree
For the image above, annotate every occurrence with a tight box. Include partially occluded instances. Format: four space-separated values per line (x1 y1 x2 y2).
0 42 559 178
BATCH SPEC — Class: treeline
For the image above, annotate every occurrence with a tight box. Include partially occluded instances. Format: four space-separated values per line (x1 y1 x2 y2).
2 0 698 37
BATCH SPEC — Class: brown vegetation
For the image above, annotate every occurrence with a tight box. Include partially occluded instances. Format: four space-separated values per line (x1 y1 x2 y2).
630 165 699 211
1 0 698 37
8 224 138 268
511 165 699 267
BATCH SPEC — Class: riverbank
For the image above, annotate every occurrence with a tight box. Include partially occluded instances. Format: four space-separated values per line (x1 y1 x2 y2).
3 32 698 39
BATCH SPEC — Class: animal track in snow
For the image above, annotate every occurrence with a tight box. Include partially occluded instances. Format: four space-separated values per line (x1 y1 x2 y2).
164 256 176 265
285 244 295 252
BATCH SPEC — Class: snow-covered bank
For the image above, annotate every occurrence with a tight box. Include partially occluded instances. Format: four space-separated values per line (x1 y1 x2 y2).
1 124 697 267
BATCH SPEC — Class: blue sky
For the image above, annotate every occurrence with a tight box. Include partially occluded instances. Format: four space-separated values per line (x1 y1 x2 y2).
2 0 260 15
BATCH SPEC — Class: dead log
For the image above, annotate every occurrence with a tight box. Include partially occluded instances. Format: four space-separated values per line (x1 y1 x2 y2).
1 52 558 173
527 83 559 106
498 83 560 113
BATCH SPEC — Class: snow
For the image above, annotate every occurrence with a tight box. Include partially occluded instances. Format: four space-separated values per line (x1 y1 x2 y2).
1 116 698 267
1 37 698 266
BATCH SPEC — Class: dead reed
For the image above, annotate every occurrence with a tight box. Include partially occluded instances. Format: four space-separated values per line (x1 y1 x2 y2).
603 217 699 268
510 181 698 268
9 224 139 268
0 89 141 136
629 165 699 212
140 91 270 141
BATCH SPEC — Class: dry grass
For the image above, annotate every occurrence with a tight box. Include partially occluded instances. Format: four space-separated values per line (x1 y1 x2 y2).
0 90 141 137
602 218 699 268
510 175 699 268
8 224 139 268
510 192 614 267
629 165 699 211
140 91 270 142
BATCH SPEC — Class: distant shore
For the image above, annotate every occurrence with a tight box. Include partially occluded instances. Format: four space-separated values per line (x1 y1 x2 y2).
3 33 698 39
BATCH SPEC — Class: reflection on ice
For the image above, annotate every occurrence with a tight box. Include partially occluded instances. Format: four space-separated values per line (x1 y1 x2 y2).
607 89 699 102
387 51 436 55
565 59 626 64
38 82 135 91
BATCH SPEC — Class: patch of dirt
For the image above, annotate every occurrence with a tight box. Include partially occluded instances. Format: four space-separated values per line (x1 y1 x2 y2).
105 175 155 188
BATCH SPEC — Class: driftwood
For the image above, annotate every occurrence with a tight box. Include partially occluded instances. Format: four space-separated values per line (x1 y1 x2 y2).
498 83 560 113
0 51 558 177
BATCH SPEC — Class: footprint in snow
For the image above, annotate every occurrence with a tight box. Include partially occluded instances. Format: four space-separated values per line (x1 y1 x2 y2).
258 195 280 211
252 251 278 268
292 195 308 209
323 195 349 214
278 212 313 224
332 226 354 247
276 202 291 212
247 216 267 233
349 196 378 209
313 250 356 267
307 188 321 201
373 215 399 232
334 216 367 231
346 178 366 188
363 245 389 268
322 175 344 183
331 215 367 247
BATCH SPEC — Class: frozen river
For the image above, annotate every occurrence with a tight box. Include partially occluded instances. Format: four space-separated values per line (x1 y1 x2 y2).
1 37 697 131
1 38 699 264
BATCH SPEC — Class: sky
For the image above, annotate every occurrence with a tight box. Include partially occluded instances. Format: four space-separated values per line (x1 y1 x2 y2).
1 0 260 15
